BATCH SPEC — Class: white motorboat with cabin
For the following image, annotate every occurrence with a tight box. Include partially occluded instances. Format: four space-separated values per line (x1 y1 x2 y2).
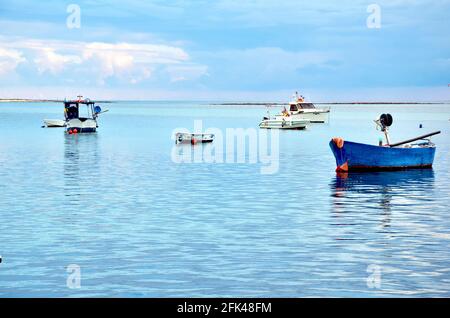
259 92 329 129
287 92 330 123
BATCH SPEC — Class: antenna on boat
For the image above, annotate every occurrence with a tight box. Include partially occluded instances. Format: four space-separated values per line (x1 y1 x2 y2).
263 104 271 120
374 113 393 146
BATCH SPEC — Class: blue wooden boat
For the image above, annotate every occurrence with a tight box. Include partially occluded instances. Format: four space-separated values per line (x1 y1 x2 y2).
329 114 440 172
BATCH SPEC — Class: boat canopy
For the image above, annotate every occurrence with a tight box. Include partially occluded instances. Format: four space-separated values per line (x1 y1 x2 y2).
64 99 96 120
64 100 95 107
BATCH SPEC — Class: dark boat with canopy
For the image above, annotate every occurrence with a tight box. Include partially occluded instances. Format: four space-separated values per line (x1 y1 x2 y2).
64 96 106 134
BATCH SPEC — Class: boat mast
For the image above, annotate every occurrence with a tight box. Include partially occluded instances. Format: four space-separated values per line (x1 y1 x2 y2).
374 114 393 146
384 126 391 146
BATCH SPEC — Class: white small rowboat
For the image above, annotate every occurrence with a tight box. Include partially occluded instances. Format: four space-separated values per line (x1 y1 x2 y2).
43 119 66 127
175 133 215 144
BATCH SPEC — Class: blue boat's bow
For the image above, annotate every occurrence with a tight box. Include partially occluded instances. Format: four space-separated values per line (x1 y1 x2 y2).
330 138 348 172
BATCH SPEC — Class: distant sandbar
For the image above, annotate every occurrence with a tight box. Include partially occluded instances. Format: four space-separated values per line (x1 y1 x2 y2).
211 102 447 106
0 99 113 103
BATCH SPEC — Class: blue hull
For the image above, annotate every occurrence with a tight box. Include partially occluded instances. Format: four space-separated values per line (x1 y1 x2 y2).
329 140 435 171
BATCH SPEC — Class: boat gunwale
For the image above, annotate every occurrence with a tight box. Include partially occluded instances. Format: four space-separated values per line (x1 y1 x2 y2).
341 140 436 150
341 164 433 171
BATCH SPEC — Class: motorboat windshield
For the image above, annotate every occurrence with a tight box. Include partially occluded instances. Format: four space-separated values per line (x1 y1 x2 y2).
64 99 96 120
289 103 316 112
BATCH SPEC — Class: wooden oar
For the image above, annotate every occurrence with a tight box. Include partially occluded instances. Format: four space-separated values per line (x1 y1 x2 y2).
390 131 441 147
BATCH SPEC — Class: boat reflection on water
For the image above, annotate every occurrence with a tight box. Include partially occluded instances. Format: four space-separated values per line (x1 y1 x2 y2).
330 169 435 230
64 134 100 204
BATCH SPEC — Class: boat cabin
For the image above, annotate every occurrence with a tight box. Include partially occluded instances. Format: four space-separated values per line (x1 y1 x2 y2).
289 102 316 112
64 98 99 121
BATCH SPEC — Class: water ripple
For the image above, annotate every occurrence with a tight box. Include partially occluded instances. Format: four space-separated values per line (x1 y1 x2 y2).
0 102 449 297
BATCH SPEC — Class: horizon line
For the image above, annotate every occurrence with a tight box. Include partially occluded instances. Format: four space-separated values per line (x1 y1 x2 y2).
1 98 450 105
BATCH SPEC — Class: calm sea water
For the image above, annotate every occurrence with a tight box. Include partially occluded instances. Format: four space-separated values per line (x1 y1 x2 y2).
0 101 449 297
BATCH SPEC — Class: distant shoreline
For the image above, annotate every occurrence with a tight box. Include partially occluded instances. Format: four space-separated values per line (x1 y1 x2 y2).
211 102 448 106
0 99 113 103
0 99 448 105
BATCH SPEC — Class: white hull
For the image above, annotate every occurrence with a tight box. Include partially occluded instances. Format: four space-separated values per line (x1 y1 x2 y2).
175 133 215 144
66 118 97 133
259 118 309 129
289 110 329 123
44 119 66 127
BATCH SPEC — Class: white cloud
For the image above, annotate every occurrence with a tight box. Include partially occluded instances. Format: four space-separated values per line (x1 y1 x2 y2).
0 48 26 75
33 48 82 74
0 37 203 84
81 42 189 83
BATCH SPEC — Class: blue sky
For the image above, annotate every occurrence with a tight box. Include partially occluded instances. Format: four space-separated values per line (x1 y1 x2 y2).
0 0 449 101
